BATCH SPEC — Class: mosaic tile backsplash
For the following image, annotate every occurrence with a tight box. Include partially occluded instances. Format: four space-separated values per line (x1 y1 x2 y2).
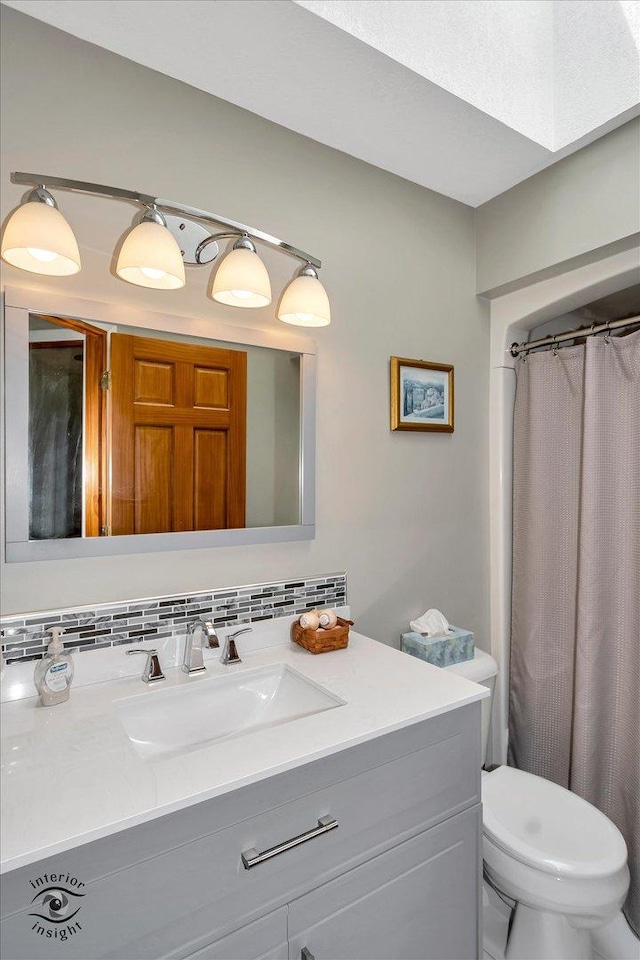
1 574 347 665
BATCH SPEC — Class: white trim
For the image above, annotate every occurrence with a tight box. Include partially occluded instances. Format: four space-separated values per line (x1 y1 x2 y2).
4 285 317 355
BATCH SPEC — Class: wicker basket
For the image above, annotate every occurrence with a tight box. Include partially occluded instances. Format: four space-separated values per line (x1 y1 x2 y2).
291 616 354 654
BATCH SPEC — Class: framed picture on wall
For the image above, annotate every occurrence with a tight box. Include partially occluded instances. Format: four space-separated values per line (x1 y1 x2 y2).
390 357 454 433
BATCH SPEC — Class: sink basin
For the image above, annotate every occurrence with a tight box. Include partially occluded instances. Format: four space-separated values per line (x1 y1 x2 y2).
114 663 345 760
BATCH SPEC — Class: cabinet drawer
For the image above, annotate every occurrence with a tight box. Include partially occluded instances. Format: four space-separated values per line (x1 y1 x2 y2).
0 706 479 960
184 909 288 960
288 806 481 960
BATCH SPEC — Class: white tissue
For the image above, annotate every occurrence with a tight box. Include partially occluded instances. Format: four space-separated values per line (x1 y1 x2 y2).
409 608 452 637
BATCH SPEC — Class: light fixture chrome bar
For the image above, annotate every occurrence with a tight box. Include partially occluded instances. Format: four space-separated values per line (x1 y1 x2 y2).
509 315 640 357
11 172 321 269
155 198 321 268
12 171 156 207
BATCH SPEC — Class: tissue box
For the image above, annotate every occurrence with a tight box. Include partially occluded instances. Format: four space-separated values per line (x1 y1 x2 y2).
401 626 474 667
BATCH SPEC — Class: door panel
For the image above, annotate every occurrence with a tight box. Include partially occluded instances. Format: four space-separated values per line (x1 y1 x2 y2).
194 430 227 531
134 360 175 405
134 426 174 534
111 334 246 535
194 366 228 408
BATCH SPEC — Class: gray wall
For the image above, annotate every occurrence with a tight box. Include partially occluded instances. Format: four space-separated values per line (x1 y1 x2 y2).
475 117 640 296
245 345 300 529
0 6 489 649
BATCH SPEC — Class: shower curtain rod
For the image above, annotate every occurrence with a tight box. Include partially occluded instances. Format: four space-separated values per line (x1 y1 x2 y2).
509 314 640 357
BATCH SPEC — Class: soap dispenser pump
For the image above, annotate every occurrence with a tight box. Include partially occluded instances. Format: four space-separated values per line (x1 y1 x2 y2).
34 626 74 705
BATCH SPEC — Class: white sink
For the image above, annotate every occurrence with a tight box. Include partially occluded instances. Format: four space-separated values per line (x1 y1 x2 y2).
114 663 345 760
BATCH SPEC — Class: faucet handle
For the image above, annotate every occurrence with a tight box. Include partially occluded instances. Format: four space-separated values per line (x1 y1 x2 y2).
220 627 252 665
126 648 165 683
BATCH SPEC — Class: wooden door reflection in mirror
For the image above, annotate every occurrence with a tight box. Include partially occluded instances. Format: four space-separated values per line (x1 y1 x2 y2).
5 290 314 562
110 335 247 535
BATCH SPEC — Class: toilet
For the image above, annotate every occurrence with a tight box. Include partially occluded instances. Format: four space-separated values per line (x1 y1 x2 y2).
445 650 630 960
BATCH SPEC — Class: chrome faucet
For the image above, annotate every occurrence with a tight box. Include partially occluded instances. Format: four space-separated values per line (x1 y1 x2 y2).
126 648 165 683
182 619 218 674
220 627 253 665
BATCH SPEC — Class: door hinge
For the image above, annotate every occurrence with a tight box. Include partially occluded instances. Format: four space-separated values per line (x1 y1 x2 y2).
100 524 111 537
100 371 111 391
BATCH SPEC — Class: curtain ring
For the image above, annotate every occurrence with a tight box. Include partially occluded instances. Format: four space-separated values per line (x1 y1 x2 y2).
604 322 611 345
552 335 559 357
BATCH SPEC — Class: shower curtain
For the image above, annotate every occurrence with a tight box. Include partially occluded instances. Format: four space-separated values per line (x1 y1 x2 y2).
509 329 640 937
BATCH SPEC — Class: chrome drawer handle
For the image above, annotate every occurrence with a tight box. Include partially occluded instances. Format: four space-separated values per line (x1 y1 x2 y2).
241 815 338 869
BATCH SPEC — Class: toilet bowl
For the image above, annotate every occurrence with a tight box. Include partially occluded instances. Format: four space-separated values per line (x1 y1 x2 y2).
444 651 631 959
482 765 629 958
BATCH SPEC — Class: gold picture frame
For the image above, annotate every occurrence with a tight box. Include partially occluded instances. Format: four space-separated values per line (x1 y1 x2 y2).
390 357 454 433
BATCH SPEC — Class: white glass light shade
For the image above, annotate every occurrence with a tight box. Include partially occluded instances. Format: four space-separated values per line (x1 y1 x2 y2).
1 201 81 276
278 274 331 327
116 220 185 290
211 247 271 308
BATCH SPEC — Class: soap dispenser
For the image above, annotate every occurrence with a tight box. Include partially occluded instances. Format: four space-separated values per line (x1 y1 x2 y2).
34 626 74 705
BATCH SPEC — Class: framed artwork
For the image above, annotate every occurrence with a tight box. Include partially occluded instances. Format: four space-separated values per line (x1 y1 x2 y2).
390 357 454 433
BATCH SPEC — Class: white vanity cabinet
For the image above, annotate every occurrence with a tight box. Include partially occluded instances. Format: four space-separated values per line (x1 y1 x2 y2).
0 703 481 960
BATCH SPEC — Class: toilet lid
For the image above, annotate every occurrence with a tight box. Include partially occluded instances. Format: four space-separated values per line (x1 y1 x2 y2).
482 766 628 878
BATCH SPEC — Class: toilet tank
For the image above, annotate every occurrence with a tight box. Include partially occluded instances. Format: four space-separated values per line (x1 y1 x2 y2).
445 649 498 766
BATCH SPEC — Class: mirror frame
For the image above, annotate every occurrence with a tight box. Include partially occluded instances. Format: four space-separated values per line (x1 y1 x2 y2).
3 286 316 562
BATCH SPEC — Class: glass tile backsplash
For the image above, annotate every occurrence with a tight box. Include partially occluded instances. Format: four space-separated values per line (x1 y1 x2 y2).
1 574 347 664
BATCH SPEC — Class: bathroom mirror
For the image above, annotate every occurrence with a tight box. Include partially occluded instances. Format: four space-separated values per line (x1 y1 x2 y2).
3 287 316 561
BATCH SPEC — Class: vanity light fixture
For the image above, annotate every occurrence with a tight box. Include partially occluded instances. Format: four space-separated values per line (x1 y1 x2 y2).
2 172 330 326
211 235 271 308
116 206 186 290
0 185 81 276
278 263 331 327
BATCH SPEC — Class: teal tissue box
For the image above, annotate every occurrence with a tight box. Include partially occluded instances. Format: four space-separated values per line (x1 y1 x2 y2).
401 626 474 667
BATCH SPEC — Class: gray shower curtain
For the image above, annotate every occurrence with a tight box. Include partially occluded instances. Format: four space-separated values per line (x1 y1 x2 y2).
509 329 640 937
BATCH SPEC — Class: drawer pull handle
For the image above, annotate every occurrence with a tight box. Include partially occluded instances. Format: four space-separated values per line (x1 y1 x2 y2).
301 949 316 960
241 815 338 869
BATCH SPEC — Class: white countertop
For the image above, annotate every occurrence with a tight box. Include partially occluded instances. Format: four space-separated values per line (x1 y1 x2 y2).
0 625 486 874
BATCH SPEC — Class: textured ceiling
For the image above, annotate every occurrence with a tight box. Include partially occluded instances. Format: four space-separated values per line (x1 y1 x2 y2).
297 0 640 150
2 0 639 206
298 0 556 148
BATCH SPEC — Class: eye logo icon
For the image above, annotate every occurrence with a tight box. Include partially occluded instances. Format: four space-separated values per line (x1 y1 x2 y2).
29 873 86 941
30 886 84 924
